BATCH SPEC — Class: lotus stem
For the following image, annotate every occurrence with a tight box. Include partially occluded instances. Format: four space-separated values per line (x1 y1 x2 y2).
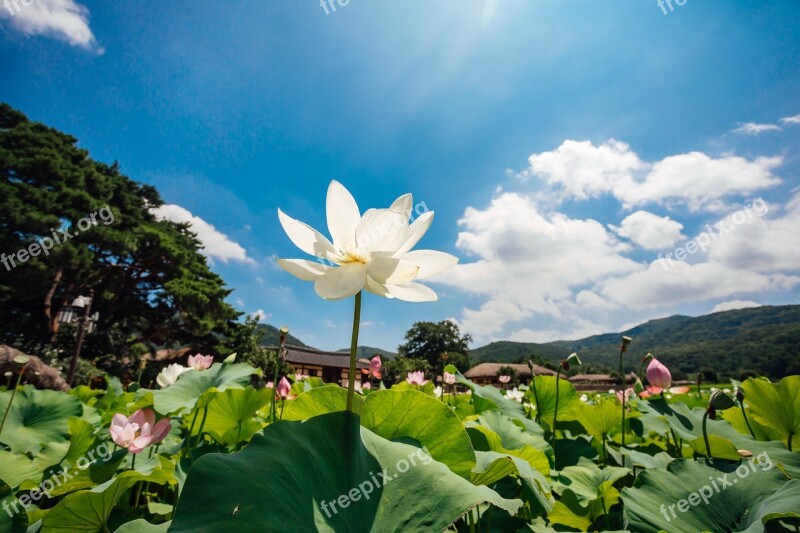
345 291 362 413
0 370 24 438
618 344 626 448
552 366 562 461
531 375 541 424
740 403 756 439
702 410 711 459
193 408 208 449
131 453 136 470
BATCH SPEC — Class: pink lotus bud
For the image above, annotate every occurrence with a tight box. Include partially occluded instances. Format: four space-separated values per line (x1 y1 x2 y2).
406 371 427 386
363 381 371 389
498 375 511 384
443 371 456 385
187 354 214 371
277 376 292 399
369 356 382 379
646 358 672 391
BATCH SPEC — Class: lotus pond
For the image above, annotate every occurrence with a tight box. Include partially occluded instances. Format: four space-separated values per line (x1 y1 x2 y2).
1 356 799 532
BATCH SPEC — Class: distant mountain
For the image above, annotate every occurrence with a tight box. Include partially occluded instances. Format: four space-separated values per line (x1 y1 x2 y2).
471 341 570 365
256 324 307 347
337 346 397 360
472 305 800 379
261 305 800 379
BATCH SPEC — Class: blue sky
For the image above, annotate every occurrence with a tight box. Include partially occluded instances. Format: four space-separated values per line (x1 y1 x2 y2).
2 1 799 351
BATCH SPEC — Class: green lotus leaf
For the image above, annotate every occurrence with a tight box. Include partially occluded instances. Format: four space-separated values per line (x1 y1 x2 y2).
42 456 176 532
471 451 553 516
0 450 41 488
466 424 551 479
0 386 83 455
197 387 272 446
149 363 259 416
639 398 800 475
529 375 582 432
282 385 355 421
114 519 171 533
741 376 800 451
170 411 522 532
444 365 524 417
360 389 476 479
470 410 552 466
622 458 800 532
571 398 622 439
549 459 628 530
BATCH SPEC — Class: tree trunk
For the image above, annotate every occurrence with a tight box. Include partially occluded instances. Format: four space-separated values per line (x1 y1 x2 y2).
42 267 63 344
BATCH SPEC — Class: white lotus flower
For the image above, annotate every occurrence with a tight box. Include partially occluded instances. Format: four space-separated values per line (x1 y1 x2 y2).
277 181 458 301
506 388 525 403
156 363 192 388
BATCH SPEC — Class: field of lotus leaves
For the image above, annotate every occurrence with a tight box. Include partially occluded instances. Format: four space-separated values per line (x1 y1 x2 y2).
1 352 799 532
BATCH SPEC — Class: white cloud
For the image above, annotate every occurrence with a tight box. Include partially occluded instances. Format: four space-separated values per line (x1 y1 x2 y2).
521 140 782 211
711 300 761 313
443 192 639 338
151 204 255 265
598 260 797 309
779 114 800 125
706 193 800 272
618 152 782 211
522 139 643 201
508 319 606 343
251 309 270 323
733 122 781 135
611 210 684 250
0 0 99 50
575 290 616 309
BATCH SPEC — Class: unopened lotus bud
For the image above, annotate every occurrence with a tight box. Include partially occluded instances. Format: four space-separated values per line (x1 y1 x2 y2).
708 389 736 411
223 352 237 364
642 353 653 365
633 378 644 395
527 360 535 375
561 352 582 371
735 388 745 403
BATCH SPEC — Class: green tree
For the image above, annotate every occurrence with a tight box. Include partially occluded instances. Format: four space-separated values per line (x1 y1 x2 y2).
0 103 241 373
397 320 472 372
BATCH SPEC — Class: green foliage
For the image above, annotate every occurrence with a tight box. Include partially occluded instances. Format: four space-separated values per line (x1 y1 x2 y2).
397 319 471 371
170 412 522 532
0 103 241 373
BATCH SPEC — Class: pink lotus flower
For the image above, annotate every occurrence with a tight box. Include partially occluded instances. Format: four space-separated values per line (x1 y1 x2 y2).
294 373 309 381
187 354 214 371
406 371 427 386
277 377 292 399
369 356 382 379
646 358 672 392
443 371 456 385
498 375 511 384
363 381 372 390
641 358 691 397
615 388 634 404
265 381 274 389
109 409 171 454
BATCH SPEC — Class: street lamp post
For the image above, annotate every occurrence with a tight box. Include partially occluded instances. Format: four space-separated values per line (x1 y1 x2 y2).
60 289 97 387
